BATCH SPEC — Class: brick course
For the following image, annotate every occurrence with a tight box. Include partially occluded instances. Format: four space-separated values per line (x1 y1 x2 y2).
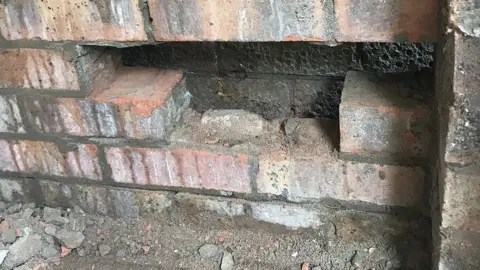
257 119 425 206
105 147 251 193
0 95 24 133
0 49 80 90
343 162 424 207
0 140 101 180
22 68 189 140
0 0 146 41
340 71 430 157
441 168 480 232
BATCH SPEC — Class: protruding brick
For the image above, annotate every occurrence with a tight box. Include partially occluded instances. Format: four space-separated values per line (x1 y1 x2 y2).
22 68 189 140
343 162 425 207
0 0 146 41
105 147 251 193
0 49 80 90
0 95 24 133
340 71 430 157
148 0 327 41
441 168 480 232
0 140 101 180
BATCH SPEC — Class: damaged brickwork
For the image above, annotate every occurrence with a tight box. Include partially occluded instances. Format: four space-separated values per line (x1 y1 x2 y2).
1 0 478 269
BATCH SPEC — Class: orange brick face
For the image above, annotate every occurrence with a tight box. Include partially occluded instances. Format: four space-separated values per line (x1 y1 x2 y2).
105 147 252 193
21 68 188 140
0 140 101 180
334 0 438 42
0 0 146 41
0 49 80 90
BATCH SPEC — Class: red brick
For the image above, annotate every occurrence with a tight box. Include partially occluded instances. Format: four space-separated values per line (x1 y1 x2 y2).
257 151 342 201
335 0 438 42
257 119 342 202
22 68 189 140
343 162 425 207
0 49 79 90
340 71 430 157
148 0 326 42
0 0 146 41
0 140 101 180
105 147 251 193
148 0 437 42
441 168 480 232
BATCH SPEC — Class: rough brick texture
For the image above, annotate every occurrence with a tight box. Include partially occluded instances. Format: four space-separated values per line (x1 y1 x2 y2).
334 0 438 42
0 49 80 90
105 147 251 193
0 0 146 41
0 95 24 133
148 0 437 42
257 119 425 206
39 180 173 218
434 3 480 268
340 71 430 157
441 168 480 232
22 68 189 140
0 140 101 180
443 34 480 165
343 162 424 206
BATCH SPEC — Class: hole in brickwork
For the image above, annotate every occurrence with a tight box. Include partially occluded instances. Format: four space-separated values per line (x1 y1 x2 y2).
119 42 433 120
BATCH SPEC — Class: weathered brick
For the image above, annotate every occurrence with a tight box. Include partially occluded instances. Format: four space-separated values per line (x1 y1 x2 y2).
335 0 438 42
257 119 342 202
441 168 480 232
340 71 430 157
0 49 80 90
343 162 425 207
22 68 189 140
148 0 327 41
258 151 342 201
201 110 267 140
442 34 480 165
0 140 101 180
0 178 25 202
39 180 174 217
438 229 480 269
105 147 251 193
0 95 24 133
0 0 146 41
148 0 437 42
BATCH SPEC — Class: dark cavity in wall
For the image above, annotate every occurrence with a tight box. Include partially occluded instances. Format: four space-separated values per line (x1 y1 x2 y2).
121 42 434 120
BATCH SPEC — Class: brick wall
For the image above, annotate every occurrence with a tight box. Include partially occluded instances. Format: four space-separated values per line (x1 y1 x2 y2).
433 0 480 268
0 1 438 207
5 1 477 268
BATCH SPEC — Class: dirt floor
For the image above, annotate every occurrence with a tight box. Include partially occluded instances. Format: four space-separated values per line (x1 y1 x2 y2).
0 197 430 270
